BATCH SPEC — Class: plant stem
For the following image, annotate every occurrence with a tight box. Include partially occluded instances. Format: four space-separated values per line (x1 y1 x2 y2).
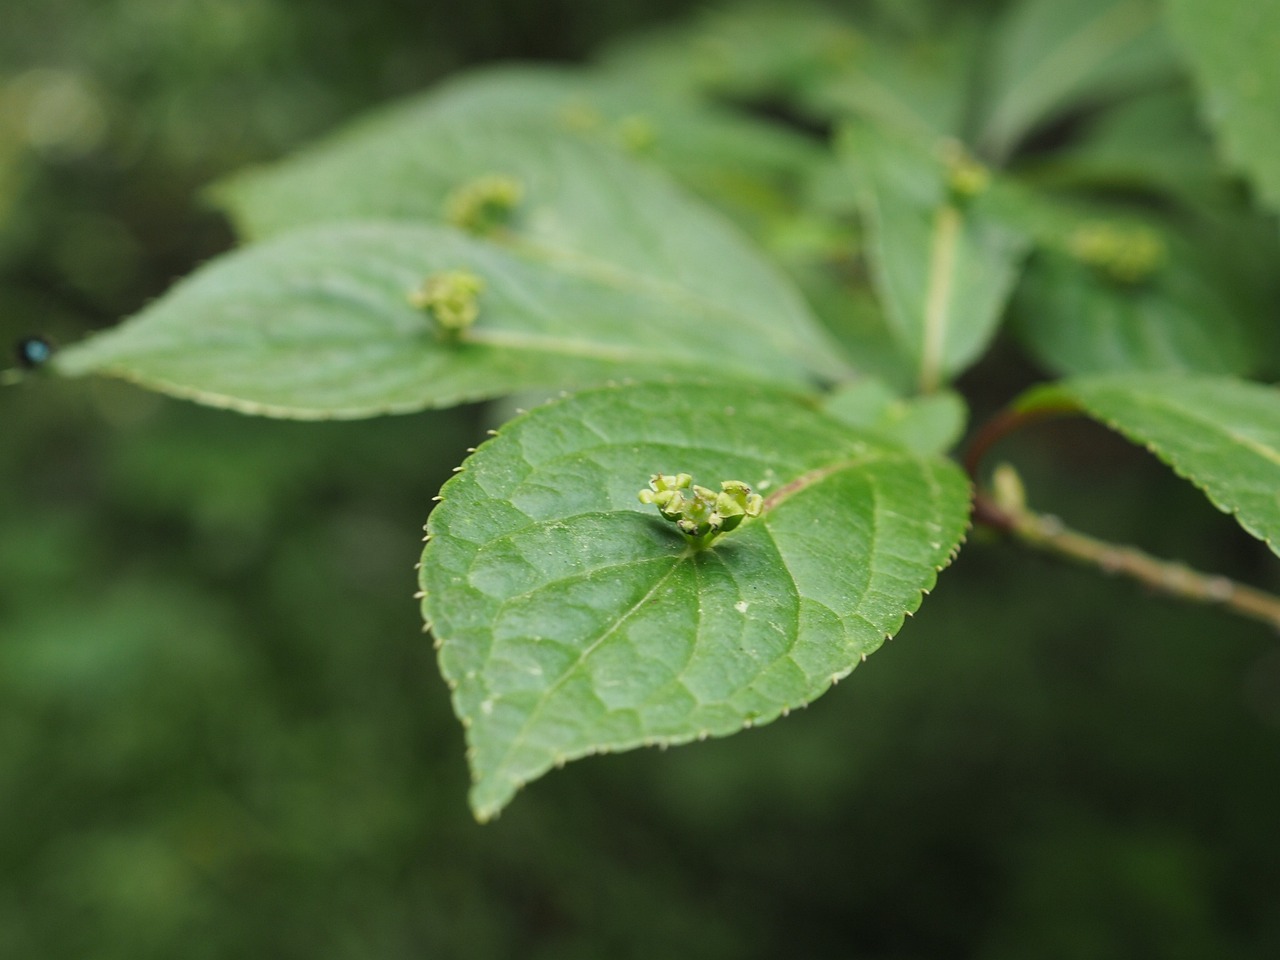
964 405 1280 633
974 489 1280 632
961 400 1076 479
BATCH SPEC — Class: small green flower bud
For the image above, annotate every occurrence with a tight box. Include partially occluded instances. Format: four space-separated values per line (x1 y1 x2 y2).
409 269 485 337
1066 221 1164 284
444 174 524 235
615 114 657 154
714 480 765 533
948 159 990 200
638 474 694 522
940 140 990 203
638 474 764 547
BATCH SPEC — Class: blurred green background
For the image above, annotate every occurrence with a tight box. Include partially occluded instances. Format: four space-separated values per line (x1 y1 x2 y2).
3 1 1279 957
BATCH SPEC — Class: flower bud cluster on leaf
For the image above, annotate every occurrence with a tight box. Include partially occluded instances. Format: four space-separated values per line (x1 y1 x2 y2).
408 269 485 337
638 473 764 547
615 114 657 154
941 141 990 202
1066 222 1165 284
444 174 524 235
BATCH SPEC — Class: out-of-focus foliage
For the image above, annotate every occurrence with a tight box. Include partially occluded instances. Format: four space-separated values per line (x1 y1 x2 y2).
4 0 1280 956
1164 0 1280 213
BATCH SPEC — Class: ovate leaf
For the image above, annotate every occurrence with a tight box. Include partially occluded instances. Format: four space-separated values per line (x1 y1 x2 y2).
1017 374 1280 554
52 223 832 417
986 188 1265 378
840 121 1031 391
1012 246 1255 378
1163 0 1280 213
211 89 847 381
599 2 860 103
288 63 824 232
802 14 981 139
1022 88 1223 204
421 381 971 820
978 0 1177 161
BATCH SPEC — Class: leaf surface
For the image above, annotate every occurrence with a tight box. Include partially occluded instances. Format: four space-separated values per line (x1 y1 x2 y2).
1163 0 1280 212
52 223 834 417
840 122 1031 391
1022 88 1222 203
802 15 981 138
1012 247 1255 378
978 0 1176 160
822 380 967 457
319 63 825 232
208 73 848 384
1018 374 1280 555
420 381 971 819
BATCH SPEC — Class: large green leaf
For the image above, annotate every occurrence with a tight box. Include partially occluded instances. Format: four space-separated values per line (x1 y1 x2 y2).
51 223 835 417
207 74 848 385
288 62 824 232
987 186 1267 378
801 15 981 139
1163 0 1280 213
1017 374 1280 555
1012 245 1255 378
978 0 1177 161
211 68 821 323
1019 88 1223 204
420 381 971 820
839 122 1031 391
599 2 860 103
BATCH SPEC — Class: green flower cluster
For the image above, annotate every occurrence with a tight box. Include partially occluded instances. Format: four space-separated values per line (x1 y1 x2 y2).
638 473 764 547
1066 221 1165 284
444 174 523 235
408 269 485 337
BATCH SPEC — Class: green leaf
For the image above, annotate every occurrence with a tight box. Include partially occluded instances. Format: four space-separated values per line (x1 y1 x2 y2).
1012 245 1255 378
1019 88 1223 204
1163 0 1280 213
420 381 971 820
307 63 825 233
211 68 821 321
208 72 849 385
840 121 1031 391
978 0 1177 161
1017 374 1280 555
599 2 860 102
822 380 967 457
984 186 1269 378
801 15 981 139
51 223 836 417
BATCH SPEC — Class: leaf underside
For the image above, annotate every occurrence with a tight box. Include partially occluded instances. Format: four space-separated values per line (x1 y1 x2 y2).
420 381 971 820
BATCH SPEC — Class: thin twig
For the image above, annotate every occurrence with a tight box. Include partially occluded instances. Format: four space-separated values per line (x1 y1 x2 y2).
974 487 1280 632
